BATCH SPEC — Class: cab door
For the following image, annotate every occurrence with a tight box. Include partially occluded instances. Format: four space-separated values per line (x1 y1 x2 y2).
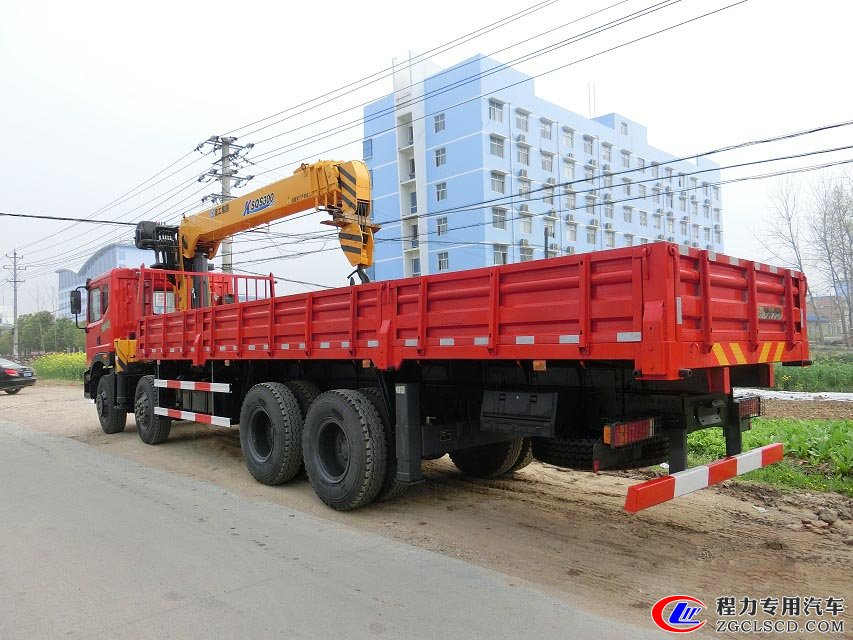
86 282 112 364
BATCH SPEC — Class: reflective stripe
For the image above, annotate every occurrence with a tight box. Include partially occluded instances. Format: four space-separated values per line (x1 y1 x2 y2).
154 380 231 393
676 297 683 325
474 336 489 346
712 343 729 366
341 341 350 348
367 340 379 347
559 334 579 344
404 338 418 347
616 331 641 342
729 342 747 365
280 344 289 350
154 407 230 427
515 336 534 345
439 338 455 346
320 342 330 349
624 443 784 513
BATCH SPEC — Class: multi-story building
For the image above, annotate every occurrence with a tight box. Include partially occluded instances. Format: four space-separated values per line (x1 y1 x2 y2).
363 54 723 280
56 243 150 318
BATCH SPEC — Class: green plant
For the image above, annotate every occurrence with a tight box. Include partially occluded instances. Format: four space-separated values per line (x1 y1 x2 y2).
31 352 87 381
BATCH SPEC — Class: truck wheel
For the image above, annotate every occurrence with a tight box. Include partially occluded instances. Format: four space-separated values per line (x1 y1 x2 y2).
4 388 22 395
303 389 387 510
450 438 524 478
358 387 408 502
508 437 534 473
240 382 304 485
284 379 321 478
284 379 321 416
134 375 172 445
532 436 595 469
96 373 127 434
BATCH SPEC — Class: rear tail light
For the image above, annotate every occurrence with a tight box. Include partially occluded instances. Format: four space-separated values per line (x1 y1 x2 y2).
603 417 659 448
4 368 19 376
738 395 761 419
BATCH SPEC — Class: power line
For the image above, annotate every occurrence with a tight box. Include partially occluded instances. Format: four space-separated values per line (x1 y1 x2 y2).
0 212 138 226
223 0 561 136
250 0 749 173
241 0 627 143
226 150 853 266
248 0 683 162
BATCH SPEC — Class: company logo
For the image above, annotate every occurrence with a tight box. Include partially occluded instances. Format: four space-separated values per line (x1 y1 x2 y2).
243 193 275 216
651 595 707 633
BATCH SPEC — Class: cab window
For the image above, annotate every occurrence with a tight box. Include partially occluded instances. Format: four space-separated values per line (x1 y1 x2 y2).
89 287 102 322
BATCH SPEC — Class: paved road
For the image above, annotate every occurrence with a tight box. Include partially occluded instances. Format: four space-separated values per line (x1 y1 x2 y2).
0 419 662 639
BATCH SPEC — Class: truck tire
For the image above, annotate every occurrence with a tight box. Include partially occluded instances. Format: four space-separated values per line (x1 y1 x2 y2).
284 379 321 416
96 373 127 434
240 382 304 485
508 437 534 473
303 389 387 511
358 387 408 503
532 436 668 470
532 436 596 469
449 438 524 478
284 379 321 478
134 375 172 445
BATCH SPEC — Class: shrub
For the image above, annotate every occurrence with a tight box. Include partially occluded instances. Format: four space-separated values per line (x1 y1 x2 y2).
31 352 86 381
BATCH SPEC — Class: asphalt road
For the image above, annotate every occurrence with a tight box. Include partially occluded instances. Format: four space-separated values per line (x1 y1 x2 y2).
0 418 662 640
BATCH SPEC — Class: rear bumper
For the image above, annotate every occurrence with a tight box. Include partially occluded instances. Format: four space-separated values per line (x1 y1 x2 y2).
624 443 784 512
0 377 37 390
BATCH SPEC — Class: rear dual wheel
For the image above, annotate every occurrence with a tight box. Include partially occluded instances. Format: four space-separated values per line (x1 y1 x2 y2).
240 383 304 485
450 437 533 478
302 390 387 511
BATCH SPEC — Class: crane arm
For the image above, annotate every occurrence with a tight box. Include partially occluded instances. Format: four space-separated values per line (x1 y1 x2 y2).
178 159 377 268
135 159 377 276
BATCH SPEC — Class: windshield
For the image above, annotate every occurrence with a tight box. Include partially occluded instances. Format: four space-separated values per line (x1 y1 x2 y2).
0 358 20 367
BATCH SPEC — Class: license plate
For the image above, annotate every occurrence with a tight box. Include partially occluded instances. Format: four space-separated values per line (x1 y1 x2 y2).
23 371 32 377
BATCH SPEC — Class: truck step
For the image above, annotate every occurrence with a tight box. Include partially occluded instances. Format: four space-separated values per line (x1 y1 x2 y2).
154 407 231 427
154 379 231 393
624 443 784 512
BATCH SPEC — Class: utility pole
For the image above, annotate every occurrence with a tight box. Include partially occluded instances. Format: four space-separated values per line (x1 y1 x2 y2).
3 250 26 358
219 136 235 273
196 136 254 274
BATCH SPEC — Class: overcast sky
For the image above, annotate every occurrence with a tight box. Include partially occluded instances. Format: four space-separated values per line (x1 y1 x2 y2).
1 0 851 315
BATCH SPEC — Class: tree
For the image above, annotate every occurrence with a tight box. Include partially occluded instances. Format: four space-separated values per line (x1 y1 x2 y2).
758 178 825 343
808 175 853 345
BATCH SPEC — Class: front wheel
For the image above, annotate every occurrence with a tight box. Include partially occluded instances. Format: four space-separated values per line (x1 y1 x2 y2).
134 375 171 445
303 390 387 511
4 388 22 395
96 373 127 434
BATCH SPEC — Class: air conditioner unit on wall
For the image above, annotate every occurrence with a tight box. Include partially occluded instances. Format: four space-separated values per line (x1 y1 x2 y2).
519 239 530 246
517 134 527 143
549 243 559 250
566 245 576 254
565 213 574 222
519 168 528 178
520 204 529 213
546 177 556 185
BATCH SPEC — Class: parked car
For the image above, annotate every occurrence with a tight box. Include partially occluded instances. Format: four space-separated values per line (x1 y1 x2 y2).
0 358 37 394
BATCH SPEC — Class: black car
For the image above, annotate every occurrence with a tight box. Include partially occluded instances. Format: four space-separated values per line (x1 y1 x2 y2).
0 358 37 394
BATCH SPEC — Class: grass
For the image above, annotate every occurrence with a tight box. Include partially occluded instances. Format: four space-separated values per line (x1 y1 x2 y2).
686 418 853 497
31 352 86 381
774 352 853 393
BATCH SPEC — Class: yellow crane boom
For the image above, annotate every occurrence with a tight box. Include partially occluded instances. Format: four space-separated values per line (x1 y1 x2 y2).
135 159 378 309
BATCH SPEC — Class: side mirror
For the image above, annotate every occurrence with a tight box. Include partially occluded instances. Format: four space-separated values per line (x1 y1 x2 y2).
70 290 82 315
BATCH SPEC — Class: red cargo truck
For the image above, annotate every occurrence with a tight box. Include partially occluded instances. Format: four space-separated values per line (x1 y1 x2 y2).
73 242 809 511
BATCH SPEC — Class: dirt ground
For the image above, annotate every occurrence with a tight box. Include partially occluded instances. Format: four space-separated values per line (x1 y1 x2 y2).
3 382 851 638
761 398 853 420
